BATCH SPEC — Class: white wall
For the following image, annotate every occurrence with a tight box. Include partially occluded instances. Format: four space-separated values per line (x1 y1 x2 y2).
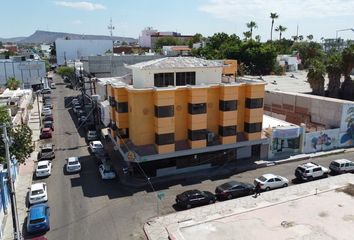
132 67 223 88
56 39 113 65
0 60 46 88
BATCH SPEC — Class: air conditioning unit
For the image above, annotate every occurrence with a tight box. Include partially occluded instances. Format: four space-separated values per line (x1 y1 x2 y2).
91 94 100 102
207 132 215 142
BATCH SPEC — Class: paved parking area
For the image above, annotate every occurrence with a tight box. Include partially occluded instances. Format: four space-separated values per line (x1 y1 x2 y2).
144 174 354 240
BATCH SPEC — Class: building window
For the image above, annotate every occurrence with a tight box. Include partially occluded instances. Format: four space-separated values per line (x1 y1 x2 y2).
245 98 263 109
117 102 128 113
176 72 196 86
118 128 129 138
109 96 116 108
154 105 174 118
219 125 237 136
188 129 207 141
154 73 174 87
244 122 262 133
155 133 174 145
219 100 237 111
188 103 206 114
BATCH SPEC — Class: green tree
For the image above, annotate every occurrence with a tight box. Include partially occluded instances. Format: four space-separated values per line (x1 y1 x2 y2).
154 36 182 51
6 77 21 90
298 35 304 41
340 45 354 100
292 41 324 68
270 12 279 41
50 42 56 56
326 53 342 98
0 106 34 164
246 21 257 39
275 25 287 40
44 59 51 72
243 31 252 41
0 41 2 48
56 66 75 78
307 59 326 96
307 34 314 41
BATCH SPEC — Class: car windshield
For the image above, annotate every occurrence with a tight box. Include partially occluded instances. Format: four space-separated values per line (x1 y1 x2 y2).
220 182 235 189
69 160 79 165
94 144 103 148
29 218 45 224
38 165 48 169
297 167 306 172
331 162 340 167
32 190 44 195
258 176 268 182
42 149 52 153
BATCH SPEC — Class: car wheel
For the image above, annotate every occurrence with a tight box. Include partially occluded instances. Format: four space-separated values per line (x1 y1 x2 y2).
209 200 214 204
265 187 271 191
227 194 233 200
308 176 313 181
186 204 192 209
283 183 288 187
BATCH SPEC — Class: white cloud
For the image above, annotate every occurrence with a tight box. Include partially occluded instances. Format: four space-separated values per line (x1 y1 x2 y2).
72 20 82 25
55 1 106 11
199 0 354 21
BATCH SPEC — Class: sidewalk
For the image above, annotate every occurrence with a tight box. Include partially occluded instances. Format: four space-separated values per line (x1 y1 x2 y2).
105 136 353 189
3 95 41 239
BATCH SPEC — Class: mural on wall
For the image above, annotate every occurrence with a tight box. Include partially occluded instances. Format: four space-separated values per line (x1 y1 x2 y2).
340 104 354 147
304 129 340 153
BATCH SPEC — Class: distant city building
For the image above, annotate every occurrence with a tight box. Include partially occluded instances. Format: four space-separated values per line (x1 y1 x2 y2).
55 39 113 65
138 27 158 48
277 54 300 72
0 56 46 88
322 38 354 52
138 27 194 49
3 43 18 53
162 45 191 56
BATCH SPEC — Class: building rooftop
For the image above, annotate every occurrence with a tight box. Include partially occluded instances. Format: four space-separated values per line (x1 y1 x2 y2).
127 57 223 70
262 115 297 129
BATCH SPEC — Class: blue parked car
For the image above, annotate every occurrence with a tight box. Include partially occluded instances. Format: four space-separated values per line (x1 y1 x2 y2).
26 203 50 234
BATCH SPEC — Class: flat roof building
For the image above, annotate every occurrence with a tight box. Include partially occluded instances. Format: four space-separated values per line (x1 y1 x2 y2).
105 57 268 177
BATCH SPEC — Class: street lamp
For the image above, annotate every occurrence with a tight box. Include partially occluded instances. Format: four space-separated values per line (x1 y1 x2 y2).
336 28 354 39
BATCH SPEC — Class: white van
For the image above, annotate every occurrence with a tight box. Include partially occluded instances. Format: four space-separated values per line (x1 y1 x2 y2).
329 159 354 174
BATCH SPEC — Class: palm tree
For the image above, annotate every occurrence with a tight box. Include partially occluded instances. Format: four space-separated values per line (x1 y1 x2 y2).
307 60 326 96
243 31 252 41
326 54 342 98
6 77 20 90
275 25 287 40
255 35 261 42
298 35 304 41
307 34 314 41
246 21 257 39
292 36 299 41
270 12 279 41
340 45 354 100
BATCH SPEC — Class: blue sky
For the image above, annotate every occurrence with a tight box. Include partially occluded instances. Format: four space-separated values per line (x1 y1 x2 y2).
1 0 354 41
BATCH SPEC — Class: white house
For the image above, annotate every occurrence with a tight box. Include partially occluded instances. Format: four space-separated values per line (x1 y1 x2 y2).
55 39 113 65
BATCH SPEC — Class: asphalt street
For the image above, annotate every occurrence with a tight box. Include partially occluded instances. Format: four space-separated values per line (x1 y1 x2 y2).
28 73 354 240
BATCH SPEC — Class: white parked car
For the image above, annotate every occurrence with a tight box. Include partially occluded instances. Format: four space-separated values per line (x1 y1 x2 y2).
41 107 52 116
329 159 354 174
66 157 81 173
98 164 116 180
254 174 289 191
89 141 104 153
36 161 52 178
29 183 48 205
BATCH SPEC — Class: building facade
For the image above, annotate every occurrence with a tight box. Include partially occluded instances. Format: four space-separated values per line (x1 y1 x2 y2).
0 57 46 88
55 39 113 65
138 27 158 48
106 57 267 177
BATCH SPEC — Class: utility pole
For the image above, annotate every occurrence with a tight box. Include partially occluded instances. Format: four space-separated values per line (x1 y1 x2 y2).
1 125 22 240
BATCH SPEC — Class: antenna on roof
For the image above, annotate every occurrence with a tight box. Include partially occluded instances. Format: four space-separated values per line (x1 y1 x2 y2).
107 17 115 37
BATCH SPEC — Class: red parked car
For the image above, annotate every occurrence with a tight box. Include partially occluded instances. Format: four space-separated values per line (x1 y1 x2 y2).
40 128 52 139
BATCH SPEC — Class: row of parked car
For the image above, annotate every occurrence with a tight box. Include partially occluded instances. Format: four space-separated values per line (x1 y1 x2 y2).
71 96 118 180
175 159 354 210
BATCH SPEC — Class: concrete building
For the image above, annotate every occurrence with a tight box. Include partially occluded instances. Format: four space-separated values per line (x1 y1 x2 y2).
106 57 268 177
82 55 163 78
138 27 158 48
0 56 46 88
276 54 300 72
264 91 354 155
55 39 113 65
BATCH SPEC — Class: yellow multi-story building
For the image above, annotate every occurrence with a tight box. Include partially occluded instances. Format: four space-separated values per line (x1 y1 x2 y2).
106 57 267 177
